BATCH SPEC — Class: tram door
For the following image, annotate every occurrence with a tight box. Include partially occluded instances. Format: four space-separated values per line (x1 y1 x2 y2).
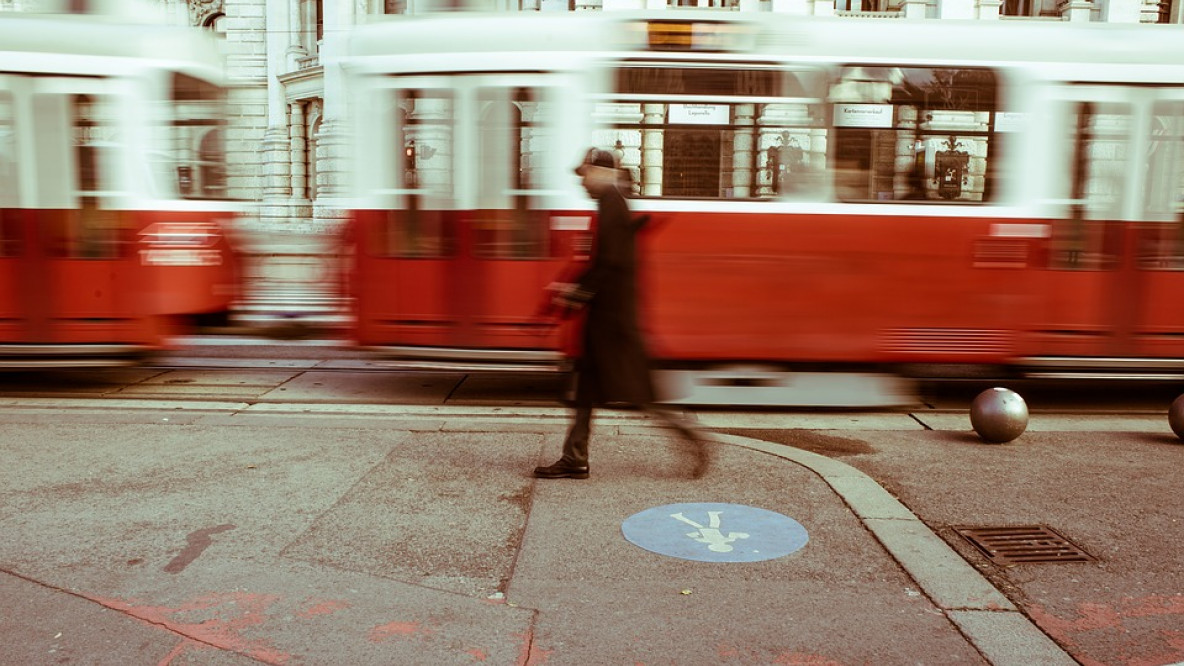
378 75 566 350
0 76 142 344
1041 86 1184 359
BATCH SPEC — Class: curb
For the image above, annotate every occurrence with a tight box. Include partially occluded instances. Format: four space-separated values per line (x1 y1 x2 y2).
707 432 1078 666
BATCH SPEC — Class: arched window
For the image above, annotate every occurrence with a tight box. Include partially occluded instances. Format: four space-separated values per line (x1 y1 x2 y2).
202 12 227 37
197 128 227 198
306 110 321 201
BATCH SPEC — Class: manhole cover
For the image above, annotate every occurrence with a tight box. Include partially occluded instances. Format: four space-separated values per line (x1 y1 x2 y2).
954 525 1094 565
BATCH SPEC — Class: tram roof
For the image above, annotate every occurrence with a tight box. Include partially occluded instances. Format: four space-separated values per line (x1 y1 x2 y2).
343 11 1184 75
0 11 224 77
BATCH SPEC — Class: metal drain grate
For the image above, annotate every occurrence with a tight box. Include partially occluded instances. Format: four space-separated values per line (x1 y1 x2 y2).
954 525 1095 565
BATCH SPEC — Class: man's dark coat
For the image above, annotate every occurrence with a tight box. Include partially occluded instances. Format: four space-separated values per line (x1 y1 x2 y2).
569 185 655 407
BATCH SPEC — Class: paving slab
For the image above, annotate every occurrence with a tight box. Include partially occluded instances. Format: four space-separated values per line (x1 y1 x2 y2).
256 370 464 404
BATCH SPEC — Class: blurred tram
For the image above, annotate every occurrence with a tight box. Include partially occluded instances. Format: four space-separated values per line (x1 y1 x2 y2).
338 12 1184 405
0 8 239 368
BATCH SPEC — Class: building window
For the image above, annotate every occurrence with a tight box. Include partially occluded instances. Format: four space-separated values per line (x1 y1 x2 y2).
202 12 226 37
305 102 321 201
300 0 323 54
1002 0 1030 15
1157 0 1174 22
384 0 407 13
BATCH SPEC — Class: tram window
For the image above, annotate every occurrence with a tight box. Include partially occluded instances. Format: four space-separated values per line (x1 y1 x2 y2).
1145 101 1184 220
0 94 17 257
475 87 550 259
168 73 228 200
1138 100 1184 270
830 66 997 203
376 89 455 259
55 94 123 259
603 66 825 199
1050 101 1130 270
0 93 15 206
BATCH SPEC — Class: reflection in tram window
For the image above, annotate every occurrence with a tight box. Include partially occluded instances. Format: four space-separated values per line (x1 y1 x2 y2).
1138 101 1184 270
475 86 549 259
169 73 228 199
1145 101 1184 219
602 66 825 199
830 66 998 203
375 89 455 258
1051 101 1130 270
0 93 18 258
68 94 123 259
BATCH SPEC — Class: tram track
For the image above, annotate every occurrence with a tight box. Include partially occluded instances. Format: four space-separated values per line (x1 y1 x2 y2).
1 338 1181 416
0 363 1180 419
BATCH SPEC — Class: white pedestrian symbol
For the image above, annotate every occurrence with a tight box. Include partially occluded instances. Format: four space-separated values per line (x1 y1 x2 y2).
670 511 750 553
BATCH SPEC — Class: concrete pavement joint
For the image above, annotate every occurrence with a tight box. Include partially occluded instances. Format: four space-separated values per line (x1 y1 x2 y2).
0 567 265 663
707 432 1076 666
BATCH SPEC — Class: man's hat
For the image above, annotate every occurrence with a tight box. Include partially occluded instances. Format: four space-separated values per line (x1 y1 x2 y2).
574 147 616 175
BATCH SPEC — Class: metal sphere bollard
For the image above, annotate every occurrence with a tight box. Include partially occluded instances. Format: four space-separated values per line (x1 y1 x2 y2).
1169 395 1184 440
970 387 1028 444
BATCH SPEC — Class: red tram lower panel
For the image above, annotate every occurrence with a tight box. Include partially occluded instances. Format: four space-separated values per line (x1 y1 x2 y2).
348 209 1184 376
0 207 238 367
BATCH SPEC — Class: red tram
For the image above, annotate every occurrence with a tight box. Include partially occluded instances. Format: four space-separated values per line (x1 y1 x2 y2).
338 13 1184 405
0 8 240 367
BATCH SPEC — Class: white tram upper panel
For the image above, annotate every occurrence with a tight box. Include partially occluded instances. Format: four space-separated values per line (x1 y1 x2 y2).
0 10 225 81
340 11 1184 84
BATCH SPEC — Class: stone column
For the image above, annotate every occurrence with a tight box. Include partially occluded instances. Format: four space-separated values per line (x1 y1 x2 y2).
976 0 1003 18
1098 0 1141 20
939 0 976 18
1139 0 1162 21
1060 0 1094 20
902 0 930 18
262 0 293 203
285 0 308 70
300 0 357 329
731 104 756 198
255 0 295 316
289 102 307 201
640 104 665 198
810 0 835 15
771 0 809 13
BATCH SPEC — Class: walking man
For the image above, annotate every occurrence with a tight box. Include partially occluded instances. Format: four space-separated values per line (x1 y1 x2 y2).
533 148 709 480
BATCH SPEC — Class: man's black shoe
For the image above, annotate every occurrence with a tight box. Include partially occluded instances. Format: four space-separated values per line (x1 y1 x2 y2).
533 462 590 479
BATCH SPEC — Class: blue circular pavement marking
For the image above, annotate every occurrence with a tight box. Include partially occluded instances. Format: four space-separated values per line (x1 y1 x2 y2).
621 502 808 563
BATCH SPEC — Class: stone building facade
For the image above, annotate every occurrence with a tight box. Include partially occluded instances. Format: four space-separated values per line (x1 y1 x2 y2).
23 0 1174 328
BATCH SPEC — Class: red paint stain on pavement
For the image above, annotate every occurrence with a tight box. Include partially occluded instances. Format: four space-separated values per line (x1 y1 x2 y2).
369 621 430 642
92 592 290 665
296 599 350 619
466 648 488 661
1029 595 1184 666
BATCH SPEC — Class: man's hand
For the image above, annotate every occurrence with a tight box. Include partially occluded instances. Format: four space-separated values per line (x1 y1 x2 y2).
545 281 590 312
546 282 578 309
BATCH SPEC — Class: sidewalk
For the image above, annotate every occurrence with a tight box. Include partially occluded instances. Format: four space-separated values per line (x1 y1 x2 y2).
0 402 1073 665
